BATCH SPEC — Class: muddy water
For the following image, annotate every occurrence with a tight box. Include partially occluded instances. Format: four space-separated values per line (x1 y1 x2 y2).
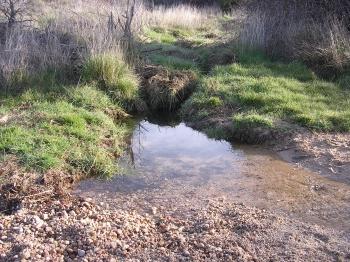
76 118 350 235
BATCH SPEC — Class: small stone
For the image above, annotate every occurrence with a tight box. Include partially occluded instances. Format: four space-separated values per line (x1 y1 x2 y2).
21 249 31 259
151 207 157 215
178 236 186 244
32 215 45 228
183 250 190 257
61 211 69 219
77 249 86 257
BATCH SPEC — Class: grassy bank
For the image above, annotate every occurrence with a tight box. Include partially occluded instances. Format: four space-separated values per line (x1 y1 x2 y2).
0 56 140 178
183 51 350 140
140 19 350 143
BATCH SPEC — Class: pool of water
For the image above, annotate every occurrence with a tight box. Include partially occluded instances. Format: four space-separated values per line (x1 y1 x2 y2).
76 118 350 234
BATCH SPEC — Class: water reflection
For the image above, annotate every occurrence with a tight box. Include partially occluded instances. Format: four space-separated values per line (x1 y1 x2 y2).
119 120 246 183
76 118 350 234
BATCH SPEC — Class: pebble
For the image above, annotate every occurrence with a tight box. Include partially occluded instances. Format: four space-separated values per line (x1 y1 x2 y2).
183 250 190 257
21 249 31 259
32 216 45 228
77 249 86 257
151 207 157 215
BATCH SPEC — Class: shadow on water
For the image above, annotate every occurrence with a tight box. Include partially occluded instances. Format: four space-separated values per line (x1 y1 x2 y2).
76 115 350 234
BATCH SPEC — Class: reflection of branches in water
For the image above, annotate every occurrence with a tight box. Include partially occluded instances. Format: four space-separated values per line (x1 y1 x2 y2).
128 122 149 166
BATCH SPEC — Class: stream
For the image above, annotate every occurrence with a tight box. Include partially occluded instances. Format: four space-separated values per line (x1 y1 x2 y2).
76 116 350 236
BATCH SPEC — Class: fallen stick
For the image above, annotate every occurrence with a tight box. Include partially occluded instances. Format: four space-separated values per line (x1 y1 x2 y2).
22 190 53 199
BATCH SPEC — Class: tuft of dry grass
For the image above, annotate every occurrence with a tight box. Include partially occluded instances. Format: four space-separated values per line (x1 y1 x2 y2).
145 4 220 30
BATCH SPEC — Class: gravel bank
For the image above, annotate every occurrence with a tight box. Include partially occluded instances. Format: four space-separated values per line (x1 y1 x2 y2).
1 196 349 262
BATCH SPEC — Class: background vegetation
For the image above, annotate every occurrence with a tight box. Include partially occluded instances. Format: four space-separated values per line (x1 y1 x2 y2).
0 0 349 177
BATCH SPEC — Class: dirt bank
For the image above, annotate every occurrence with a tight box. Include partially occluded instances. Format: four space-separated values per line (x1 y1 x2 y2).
277 132 350 184
1 195 349 262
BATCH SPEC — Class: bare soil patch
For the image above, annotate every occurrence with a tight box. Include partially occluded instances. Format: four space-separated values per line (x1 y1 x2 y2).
0 159 75 215
278 132 350 183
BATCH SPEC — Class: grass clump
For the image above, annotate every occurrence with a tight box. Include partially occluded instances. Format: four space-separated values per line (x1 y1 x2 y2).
0 84 133 177
232 113 274 129
82 53 141 111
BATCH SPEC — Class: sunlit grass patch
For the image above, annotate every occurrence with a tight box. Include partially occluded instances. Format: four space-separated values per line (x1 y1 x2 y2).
0 84 133 177
232 112 274 129
184 50 350 132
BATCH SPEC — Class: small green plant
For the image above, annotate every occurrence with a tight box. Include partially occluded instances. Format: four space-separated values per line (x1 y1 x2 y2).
208 96 223 107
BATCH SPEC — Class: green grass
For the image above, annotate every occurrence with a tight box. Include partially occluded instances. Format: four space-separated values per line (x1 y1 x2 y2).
82 53 141 111
143 26 218 47
0 50 144 179
149 54 198 70
183 51 350 132
232 112 274 130
143 22 350 139
0 71 136 177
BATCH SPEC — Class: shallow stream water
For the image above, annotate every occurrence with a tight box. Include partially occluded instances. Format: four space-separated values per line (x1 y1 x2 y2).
76 117 350 235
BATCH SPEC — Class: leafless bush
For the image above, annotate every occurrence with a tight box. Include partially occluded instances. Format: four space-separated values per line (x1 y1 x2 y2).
0 0 34 27
297 20 350 75
0 0 222 91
